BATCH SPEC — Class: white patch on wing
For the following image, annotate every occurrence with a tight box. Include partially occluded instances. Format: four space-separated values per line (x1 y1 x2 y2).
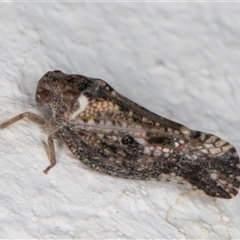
70 94 89 119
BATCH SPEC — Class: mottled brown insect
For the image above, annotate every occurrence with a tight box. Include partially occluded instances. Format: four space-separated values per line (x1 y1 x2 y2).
1 70 240 199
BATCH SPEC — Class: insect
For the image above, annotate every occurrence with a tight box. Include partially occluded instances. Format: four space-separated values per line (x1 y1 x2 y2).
0 70 239 199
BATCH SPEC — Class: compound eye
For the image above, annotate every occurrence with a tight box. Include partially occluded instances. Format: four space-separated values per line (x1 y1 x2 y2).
36 89 52 106
40 90 52 103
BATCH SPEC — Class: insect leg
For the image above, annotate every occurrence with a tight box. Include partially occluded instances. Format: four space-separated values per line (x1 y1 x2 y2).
0 112 46 129
43 131 57 174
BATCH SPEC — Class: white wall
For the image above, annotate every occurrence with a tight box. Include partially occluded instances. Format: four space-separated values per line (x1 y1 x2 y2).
0 3 239 239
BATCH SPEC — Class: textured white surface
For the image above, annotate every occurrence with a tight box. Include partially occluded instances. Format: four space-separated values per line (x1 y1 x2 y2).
0 3 240 239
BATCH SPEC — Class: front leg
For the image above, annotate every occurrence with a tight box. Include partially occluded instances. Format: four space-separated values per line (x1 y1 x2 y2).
1 112 57 174
0 112 46 129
